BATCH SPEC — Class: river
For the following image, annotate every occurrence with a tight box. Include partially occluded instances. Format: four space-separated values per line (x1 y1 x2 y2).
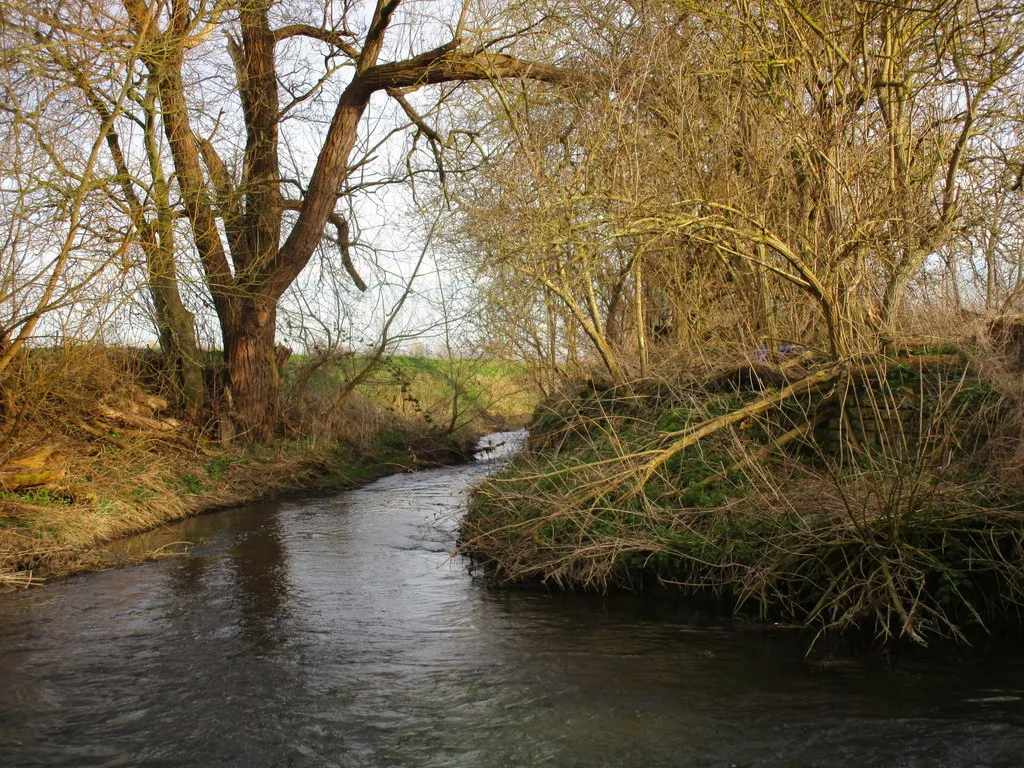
1 431 1024 767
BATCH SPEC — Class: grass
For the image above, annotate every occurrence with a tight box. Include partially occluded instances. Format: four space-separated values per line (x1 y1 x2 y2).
461 356 1024 646
283 352 538 440
0 346 527 588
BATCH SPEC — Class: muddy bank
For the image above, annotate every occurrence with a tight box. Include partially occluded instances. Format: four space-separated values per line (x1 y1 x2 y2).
0 345 535 588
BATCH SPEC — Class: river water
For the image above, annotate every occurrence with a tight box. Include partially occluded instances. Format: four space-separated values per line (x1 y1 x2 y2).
2 431 1024 767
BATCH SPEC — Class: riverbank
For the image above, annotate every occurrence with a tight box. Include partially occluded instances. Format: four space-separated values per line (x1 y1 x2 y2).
462 353 1024 646
0 346 535 588
1 429 474 588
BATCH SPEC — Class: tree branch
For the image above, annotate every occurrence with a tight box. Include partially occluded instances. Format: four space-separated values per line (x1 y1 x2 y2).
279 199 367 291
358 0 403 74
270 45 577 299
273 24 359 60
358 48 578 94
198 137 246 258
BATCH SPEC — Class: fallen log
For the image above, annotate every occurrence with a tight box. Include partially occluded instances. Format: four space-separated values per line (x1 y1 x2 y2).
0 445 66 491
128 385 168 414
0 468 66 491
96 404 181 433
75 419 127 447
639 362 847 484
93 422 193 447
4 444 58 470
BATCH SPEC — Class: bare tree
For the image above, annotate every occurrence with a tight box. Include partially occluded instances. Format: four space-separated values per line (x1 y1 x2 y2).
0 7 143 376
37 36 207 409
59 0 571 441
452 0 1024 373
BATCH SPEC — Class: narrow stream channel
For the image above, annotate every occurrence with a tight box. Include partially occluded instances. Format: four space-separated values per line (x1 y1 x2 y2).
2 431 1024 767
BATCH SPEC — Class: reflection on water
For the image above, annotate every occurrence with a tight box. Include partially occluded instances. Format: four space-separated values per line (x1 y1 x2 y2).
1 431 1024 767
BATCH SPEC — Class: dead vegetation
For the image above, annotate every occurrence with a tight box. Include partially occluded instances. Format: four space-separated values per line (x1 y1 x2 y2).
462 343 1024 646
441 0 1024 647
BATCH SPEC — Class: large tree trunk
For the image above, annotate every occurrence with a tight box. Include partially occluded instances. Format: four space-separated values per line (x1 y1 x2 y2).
222 302 280 444
143 82 205 413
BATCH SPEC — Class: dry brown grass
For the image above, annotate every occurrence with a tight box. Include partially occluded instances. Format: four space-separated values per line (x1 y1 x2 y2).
0 433 336 586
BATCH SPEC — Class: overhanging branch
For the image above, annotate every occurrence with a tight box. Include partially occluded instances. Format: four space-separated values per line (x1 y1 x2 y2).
280 199 367 291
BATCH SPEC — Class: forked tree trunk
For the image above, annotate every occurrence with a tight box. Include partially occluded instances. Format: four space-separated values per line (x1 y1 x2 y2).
120 0 574 444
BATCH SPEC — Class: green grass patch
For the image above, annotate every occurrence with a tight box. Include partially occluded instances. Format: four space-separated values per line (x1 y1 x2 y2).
174 472 206 494
0 488 72 506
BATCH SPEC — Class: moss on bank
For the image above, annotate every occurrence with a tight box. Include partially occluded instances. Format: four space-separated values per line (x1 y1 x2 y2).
462 359 1024 645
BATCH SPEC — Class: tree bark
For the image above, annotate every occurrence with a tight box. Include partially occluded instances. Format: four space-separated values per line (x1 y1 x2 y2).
222 299 280 444
142 79 206 411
